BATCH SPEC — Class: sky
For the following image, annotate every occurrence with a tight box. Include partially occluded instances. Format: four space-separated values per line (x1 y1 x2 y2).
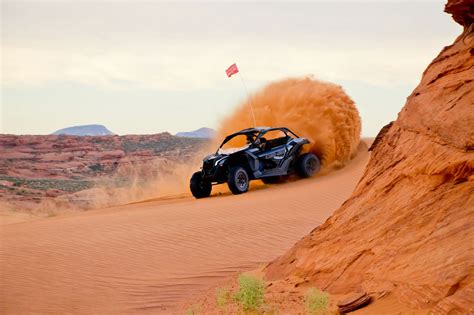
0 0 461 136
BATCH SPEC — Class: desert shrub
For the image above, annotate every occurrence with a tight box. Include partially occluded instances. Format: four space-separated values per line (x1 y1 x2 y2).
184 304 199 315
233 274 266 311
88 163 104 172
46 211 57 218
304 288 329 314
216 286 230 308
0 176 93 193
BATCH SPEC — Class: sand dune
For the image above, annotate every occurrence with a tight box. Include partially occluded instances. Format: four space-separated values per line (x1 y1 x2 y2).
0 142 369 314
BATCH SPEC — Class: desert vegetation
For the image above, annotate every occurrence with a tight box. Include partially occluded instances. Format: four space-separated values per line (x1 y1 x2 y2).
304 288 329 314
233 274 266 311
212 274 267 313
0 175 93 193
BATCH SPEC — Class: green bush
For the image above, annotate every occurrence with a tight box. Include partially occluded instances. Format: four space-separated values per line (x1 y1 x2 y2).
233 274 266 311
88 163 104 172
184 304 199 315
0 175 93 193
216 286 230 308
304 288 329 314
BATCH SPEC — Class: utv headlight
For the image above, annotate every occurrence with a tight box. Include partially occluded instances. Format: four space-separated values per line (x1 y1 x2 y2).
215 157 228 166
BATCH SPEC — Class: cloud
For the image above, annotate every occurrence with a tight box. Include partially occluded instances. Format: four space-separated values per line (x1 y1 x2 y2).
2 1 459 91
2 36 442 91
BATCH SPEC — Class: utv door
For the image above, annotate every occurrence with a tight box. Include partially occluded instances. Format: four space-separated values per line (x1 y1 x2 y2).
257 145 286 169
256 130 290 173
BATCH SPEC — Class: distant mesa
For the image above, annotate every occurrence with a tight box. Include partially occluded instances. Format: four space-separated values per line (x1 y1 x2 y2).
176 127 216 139
52 124 115 136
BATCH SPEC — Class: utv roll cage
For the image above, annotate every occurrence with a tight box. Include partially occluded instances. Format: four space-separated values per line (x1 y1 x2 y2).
218 127 300 152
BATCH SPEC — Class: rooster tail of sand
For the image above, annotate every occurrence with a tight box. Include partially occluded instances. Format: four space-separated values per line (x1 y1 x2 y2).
216 77 361 169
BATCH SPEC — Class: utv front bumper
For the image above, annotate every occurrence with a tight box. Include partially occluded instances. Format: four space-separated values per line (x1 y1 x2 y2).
201 157 228 183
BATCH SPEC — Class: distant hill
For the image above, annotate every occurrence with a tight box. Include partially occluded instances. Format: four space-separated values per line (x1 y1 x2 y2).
176 127 215 139
52 124 115 136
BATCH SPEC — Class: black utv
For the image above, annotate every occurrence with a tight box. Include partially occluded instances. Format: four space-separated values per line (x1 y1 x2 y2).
190 127 321 198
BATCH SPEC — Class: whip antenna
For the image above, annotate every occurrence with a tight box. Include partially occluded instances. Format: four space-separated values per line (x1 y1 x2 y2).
225 63 257 127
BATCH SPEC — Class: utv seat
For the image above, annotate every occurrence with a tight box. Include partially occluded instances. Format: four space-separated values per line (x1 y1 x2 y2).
264 136 289 151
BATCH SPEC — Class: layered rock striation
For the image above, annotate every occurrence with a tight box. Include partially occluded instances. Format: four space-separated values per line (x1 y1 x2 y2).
0 133 207 207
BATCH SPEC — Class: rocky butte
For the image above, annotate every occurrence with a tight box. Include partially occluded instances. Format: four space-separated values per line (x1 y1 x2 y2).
265 0 473 313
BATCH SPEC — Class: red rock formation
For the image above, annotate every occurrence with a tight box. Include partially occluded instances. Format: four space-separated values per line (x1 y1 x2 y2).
0 133 207 207
0 133 204 180
445 0 473 27
265 1 474 313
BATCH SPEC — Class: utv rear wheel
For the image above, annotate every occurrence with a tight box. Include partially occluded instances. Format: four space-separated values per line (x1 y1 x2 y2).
296 153 320 178
227 167 249 194
190 171 212 198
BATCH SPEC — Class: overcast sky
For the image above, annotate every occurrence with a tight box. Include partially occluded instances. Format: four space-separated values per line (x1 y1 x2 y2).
0 0 461 136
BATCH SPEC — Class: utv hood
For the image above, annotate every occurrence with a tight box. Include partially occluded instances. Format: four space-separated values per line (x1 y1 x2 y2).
203 145 250 166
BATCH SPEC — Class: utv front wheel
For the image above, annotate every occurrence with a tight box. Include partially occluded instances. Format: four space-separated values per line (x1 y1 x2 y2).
190 171 212 198
227 167 249 194
296 153 320 178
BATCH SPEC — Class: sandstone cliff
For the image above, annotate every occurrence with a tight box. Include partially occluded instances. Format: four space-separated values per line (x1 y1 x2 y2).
265 1 474 313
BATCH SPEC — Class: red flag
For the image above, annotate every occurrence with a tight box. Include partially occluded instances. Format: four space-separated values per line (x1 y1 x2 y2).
226 63 239 77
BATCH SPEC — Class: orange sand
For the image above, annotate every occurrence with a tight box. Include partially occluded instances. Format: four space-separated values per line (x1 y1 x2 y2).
0 142 369 314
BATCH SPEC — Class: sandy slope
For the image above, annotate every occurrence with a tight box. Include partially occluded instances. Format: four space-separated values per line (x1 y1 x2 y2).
0 142 369 314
